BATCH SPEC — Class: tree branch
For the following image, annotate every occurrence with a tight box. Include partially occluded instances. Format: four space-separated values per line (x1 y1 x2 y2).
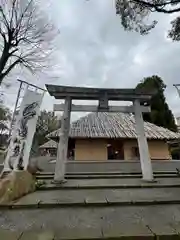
15 0 33 37
0 6 9 29
10 0 17 29
1 59 20 79
131 0 180 13
155 6 180 13
0 29 7 44
8 48 18 56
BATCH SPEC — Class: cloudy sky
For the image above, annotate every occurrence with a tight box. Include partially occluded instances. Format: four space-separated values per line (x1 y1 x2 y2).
2 0 180 120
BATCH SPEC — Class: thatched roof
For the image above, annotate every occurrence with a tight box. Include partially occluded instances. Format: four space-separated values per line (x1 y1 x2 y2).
39 140 57 149
47 112 180 140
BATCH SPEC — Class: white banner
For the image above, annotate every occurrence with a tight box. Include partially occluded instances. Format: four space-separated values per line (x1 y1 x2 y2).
3 89 44 172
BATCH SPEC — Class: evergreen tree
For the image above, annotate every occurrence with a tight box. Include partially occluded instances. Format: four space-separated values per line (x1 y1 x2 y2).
136 75 177 132
31 110 60 156
0 104 11 121
35 110 60 146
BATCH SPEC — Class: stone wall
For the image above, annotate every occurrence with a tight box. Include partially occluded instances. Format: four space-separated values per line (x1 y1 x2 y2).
25 158 180 173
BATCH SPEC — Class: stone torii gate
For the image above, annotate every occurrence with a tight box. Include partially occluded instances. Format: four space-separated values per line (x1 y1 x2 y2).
46 85 155 183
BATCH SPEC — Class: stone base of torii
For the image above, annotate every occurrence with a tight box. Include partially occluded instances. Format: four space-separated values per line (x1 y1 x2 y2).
46 85 155 183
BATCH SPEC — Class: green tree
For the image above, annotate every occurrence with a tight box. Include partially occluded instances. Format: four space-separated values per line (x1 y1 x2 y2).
0 104 11 147
31 110 60 154
115 0 180 39
0 104 11 121
136 75 177 131
0 122 8 134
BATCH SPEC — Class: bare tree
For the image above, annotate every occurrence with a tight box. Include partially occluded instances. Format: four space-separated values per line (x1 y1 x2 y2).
116 0 180 37
0 0 55 85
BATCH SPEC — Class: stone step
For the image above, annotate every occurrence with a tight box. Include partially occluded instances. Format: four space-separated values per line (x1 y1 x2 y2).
36 173 179 180
37 177 180 190
36 170 178 176
36 159 180 173
7 187 180 210
5 199 180 210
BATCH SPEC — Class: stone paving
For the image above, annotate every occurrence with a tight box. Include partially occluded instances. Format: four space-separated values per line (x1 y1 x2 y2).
2 174 180 239
1 205 180 238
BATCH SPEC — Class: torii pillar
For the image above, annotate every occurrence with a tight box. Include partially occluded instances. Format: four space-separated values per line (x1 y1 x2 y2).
134 99 153 181
54 97 71 182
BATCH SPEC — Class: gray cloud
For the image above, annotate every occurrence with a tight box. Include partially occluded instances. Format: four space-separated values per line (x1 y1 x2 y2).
2 0 180 120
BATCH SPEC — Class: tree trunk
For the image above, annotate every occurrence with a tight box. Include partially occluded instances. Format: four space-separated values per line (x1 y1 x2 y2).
0 43 11 85
0 75 5 85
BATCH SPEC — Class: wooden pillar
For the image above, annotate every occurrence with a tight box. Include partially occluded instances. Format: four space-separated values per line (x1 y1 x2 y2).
54 97 71 182
134 99 154 181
